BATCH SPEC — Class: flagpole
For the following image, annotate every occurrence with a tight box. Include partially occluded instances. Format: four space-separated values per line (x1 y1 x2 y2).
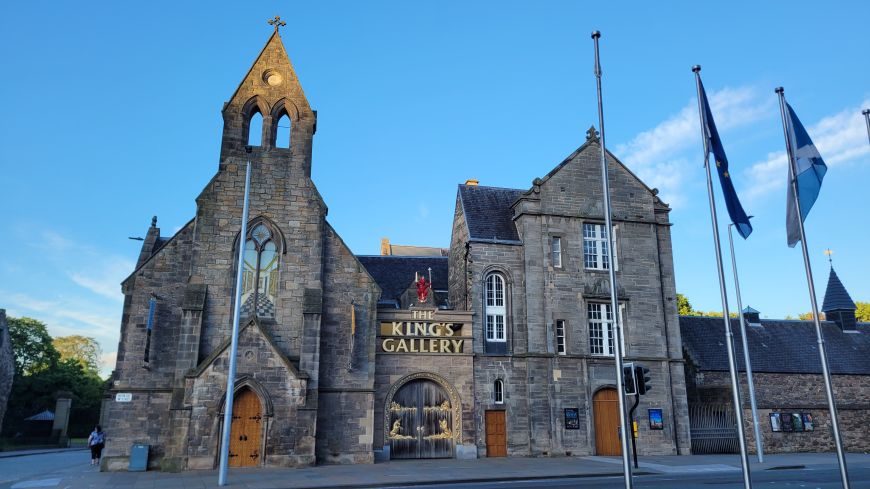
728 223 763 463
863 109 870 145
776 87 850 489
693 65 752 489
218 156 253 486
592 31 633 489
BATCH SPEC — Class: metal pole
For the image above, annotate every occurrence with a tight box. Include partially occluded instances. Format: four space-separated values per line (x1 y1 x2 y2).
728 223 763 463
218 158 253 486
692 65 752 489
776 87 850 489
592 30 633 489
863 109 870 145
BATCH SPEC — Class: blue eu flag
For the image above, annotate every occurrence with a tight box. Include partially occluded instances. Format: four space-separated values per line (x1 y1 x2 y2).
785 103 827 248
699 79 753 239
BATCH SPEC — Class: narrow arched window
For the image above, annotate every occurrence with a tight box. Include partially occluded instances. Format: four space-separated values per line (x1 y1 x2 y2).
275 114 291 148
485 273 506 344
247 111 264 146
240 223 279 318
494 379 504 404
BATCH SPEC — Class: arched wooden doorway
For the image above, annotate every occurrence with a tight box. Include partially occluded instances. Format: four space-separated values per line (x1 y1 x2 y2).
593 388 621 456
388 379 454 459
228 387 263 467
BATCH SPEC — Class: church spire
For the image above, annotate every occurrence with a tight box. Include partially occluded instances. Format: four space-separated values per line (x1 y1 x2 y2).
218 19 316 174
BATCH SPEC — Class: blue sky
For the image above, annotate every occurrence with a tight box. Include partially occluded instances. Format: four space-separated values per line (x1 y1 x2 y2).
1 1 868 376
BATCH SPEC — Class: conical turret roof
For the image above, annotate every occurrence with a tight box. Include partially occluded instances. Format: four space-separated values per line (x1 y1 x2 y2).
821 268 856 312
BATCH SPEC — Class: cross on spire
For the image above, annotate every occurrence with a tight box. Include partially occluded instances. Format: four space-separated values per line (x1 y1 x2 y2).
268 15 286 32
824 248 834 266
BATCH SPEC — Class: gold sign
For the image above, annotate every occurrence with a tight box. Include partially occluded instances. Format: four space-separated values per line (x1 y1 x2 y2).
379 310 466 354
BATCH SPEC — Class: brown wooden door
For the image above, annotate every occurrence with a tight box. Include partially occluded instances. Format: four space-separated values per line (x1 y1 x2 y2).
228 388 262 467
594 388 621 456
485 410 507 457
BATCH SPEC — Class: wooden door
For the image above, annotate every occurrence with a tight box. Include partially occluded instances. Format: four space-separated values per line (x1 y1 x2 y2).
228 388 262 467
594 388 621 456
389 380 454 459
485 410 507 457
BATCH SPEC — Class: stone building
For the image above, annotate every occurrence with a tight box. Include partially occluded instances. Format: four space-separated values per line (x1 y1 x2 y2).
445 129 690 458
681 266 870 454
104 26 689 470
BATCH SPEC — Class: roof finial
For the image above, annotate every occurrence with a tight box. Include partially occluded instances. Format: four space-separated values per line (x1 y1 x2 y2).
586 125 599 141
268 15 286 33
151 216 158 228
824 248 833 267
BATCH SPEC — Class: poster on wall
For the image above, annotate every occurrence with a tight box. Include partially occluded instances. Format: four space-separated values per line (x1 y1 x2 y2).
769 413 781 432
648 409 663 430
781 413 794 432
802 413 814 431
564 408 580 430
791 413 804 432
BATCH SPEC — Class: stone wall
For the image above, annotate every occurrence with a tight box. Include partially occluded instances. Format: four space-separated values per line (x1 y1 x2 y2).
315 223 381 464
0 310 13 433
693 371 870 453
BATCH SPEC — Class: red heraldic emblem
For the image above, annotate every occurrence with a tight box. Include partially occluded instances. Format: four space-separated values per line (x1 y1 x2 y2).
416 276 431 302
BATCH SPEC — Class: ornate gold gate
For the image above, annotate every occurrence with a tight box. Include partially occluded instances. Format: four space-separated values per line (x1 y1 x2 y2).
388 379 454 459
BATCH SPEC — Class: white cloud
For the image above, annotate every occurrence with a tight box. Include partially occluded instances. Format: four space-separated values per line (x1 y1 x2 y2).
69 256 134 303
743 99 870 202
614 85 772 206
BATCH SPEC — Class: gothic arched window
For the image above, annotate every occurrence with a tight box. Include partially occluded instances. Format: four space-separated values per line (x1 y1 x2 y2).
240 223 279 318
247 111 264 146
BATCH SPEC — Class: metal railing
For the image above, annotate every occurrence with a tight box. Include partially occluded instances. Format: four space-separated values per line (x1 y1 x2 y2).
689 403 739 454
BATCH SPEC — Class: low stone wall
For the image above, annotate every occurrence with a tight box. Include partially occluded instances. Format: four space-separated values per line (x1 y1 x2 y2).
692 371 870 453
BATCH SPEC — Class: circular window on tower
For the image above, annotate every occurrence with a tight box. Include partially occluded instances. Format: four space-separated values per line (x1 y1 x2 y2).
262 69 283 87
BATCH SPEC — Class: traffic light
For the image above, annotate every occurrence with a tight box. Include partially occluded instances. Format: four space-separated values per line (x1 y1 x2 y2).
623 362 636 395
635 365 652 395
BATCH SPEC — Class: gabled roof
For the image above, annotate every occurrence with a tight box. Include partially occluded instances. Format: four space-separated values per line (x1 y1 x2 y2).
356 256 448 304
822 268 856 312
680 316 870 375
458 185 523 243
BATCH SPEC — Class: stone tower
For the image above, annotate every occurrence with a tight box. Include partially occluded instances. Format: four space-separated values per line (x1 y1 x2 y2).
103 25 380 471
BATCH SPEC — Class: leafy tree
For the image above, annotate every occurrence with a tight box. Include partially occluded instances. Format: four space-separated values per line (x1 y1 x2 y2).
856 302 870 323
53 336 101 374
798 312 825 321
677 293 694 315
676 294 736 317
8 317 59 376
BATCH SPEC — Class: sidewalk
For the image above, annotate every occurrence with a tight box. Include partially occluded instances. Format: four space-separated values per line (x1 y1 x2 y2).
0 446 87 458
53 452 870 489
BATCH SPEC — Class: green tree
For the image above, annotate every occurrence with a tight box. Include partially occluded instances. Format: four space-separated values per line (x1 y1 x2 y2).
53 336 101 374
797 311 825 321
677 293 694 315
8 317 59 376
856 302 870 323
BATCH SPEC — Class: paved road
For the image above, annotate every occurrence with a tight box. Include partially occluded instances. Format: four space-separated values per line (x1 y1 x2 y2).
0 450 92 489
382 466 870 488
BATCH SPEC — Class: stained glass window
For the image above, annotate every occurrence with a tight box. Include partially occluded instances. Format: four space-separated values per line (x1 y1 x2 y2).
239 222 279 318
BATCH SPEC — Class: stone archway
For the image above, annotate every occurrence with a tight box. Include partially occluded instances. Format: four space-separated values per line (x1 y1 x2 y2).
384 372 462 458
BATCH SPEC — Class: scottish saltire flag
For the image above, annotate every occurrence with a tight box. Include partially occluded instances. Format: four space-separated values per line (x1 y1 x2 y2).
785 103 827 247
699 79 753 238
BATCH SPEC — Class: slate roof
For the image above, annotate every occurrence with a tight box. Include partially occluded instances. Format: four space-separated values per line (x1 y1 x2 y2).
458 185 524 243
356 256 449 304
821 268 856 312
680 316 870 375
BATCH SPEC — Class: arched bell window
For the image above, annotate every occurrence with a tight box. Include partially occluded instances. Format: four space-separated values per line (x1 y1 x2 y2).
240 223 280 318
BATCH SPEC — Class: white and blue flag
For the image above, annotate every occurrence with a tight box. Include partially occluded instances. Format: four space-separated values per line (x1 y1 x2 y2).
785 103 827 247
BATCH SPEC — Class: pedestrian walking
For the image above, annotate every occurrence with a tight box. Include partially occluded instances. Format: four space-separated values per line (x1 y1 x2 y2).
87 425 105 466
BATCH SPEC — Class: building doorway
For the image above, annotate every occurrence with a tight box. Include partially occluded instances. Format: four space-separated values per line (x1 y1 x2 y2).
388 379 454 459
228 387 262 467
485 410 507 457
594 388 621 456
